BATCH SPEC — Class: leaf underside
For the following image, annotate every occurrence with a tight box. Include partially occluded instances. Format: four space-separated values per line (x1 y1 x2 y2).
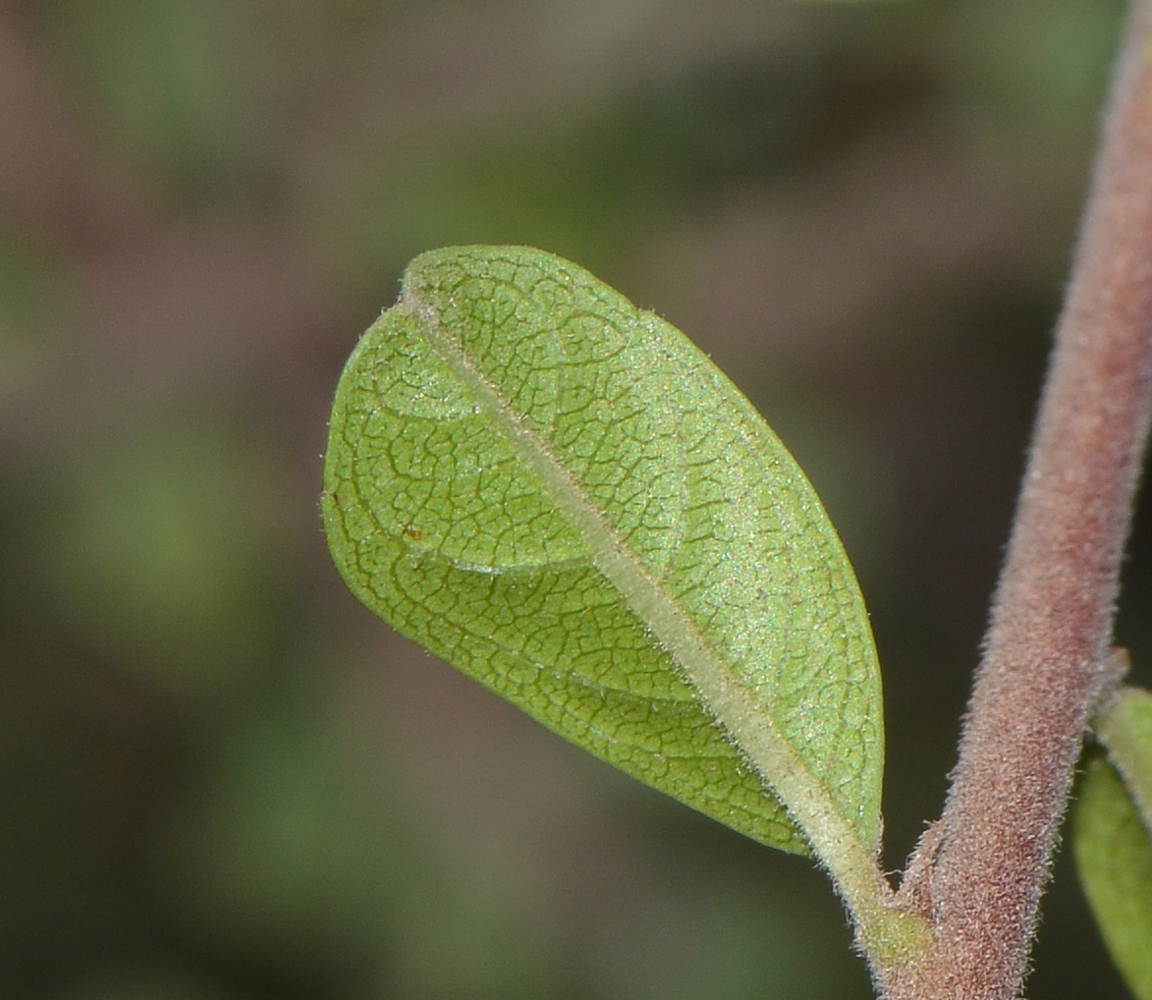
1074 752 1152 1000
322 245 883 855
1097 688 1152 834
1075 688 1152 1000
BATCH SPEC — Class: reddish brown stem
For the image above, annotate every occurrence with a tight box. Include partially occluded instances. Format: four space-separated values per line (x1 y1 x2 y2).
884 3 1152 998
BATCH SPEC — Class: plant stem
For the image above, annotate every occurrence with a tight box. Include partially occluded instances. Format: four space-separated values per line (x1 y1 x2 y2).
881 3 1152 998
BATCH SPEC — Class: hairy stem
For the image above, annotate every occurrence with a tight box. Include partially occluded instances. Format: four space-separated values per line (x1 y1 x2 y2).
883 3 1152 998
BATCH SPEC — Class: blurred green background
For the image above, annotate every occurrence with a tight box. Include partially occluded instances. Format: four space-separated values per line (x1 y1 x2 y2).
1 0 1149 997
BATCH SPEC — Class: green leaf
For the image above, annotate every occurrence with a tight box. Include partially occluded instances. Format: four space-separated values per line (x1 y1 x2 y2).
322 245 883 863
1074 748 1152 1000
1097 687 1152 834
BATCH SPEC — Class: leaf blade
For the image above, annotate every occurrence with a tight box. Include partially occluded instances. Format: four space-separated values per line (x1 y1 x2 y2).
1074 751 1152 1000
323 245 883 858
1097 686 1152 834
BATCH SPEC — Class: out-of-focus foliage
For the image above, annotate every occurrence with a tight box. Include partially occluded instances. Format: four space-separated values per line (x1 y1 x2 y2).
0 0 1139 997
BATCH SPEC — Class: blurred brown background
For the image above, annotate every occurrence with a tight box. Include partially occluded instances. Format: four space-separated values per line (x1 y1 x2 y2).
1 0 1148 997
